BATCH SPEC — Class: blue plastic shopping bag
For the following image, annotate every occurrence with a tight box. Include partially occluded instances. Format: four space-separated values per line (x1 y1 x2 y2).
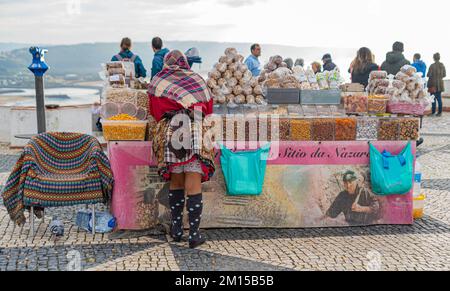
370 142 414 196
220 143 271 196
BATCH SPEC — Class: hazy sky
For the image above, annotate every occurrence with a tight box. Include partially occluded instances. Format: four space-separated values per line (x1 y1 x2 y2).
1 0 449 64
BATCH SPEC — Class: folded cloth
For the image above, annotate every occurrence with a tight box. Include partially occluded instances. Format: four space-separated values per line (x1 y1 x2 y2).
1 133 114 225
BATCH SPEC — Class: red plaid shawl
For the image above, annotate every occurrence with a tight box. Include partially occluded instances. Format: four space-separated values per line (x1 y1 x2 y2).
148 50 211 109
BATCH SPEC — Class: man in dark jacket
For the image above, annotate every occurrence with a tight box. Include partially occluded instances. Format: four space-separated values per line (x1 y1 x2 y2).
381 42 410 75
322 53 337 71
326 171 380 226
151 37 170 79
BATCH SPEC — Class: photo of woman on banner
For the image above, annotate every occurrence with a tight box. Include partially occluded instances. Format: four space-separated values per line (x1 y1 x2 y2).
325 171 380 226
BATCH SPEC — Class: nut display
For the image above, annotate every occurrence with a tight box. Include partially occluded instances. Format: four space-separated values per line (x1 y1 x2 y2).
398 118 420 140
104 88 137 104
335 118 357 141
108 74 126 88
245 117 259 142
312 119 335 141
378 119 400 141
207 48 266 105
106 62 125 70
103 120 148 141
356 118 378 141
290 119 311 141
278 118 291 141
368 95 388 114
108 113 138 121
258 115 272 141
342 93 368 114
136 90 149 112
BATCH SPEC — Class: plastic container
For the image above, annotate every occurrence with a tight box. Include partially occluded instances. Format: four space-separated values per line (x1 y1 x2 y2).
413 194 426 219
76 211 116 234
300 89 341 105
223 115 245 141
243 104 259 117
316 105 332 117
278 118 291 141
342 92 368 114
399 118 420 141
368 96 388 114
329 105 346 117
214 104 228 115
290 119 312 141
245 116 259 142
228 104 244 115
335 118 357 141
267 88 300 104
311 118 335 141
302 105 318 117
356 117 379 141
414 161 422 198
378 119 400 141
102 120 148 141
257 115 272 141
100 102 120 119
288 105 304 116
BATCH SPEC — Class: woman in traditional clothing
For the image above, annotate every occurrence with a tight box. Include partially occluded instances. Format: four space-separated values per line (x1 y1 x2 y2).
148 50 215 249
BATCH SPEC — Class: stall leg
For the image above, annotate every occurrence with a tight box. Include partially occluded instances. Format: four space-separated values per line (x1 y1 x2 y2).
91 205 95 235
30 206 35 237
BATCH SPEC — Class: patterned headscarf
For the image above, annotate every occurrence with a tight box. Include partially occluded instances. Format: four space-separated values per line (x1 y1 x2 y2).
148 50 211 109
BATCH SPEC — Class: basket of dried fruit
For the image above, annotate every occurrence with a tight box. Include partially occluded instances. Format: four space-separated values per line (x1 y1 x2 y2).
102 113 148 141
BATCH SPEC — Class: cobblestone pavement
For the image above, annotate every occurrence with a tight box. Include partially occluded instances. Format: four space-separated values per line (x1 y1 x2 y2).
0 115 449 271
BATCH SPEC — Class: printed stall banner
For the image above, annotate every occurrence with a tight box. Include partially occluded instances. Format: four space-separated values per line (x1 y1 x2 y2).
108 141 414 230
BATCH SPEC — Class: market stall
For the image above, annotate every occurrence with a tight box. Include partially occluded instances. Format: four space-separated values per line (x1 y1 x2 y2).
101 49 425 231
109 140 414 229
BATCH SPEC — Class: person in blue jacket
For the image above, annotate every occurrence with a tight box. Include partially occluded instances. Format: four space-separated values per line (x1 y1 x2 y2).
412 53 427 78
111 37 147 78
244 44 262 77
151 37 170 79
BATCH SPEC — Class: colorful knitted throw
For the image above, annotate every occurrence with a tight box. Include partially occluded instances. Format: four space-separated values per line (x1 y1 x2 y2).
1 133 114 225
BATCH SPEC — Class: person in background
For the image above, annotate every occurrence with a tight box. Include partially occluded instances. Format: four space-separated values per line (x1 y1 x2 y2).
295 58 305 68
381 41 410 75
151 37 170 79
350 47 379 87
412 53 427 78
322 53 337 71
112 37 147 78
185 47 202 69
311 61 322 74
283 58 294 70
148 50 215 249
244 44 262 76
427 53 447 117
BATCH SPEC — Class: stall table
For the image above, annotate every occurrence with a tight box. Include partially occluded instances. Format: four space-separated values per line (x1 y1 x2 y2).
108 141 414 230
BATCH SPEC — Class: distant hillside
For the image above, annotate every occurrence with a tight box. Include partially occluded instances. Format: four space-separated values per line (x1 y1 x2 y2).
0 43 34 52
0 41 356 85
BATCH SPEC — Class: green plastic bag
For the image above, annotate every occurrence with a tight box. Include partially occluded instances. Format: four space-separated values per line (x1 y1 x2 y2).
220 143 271 196
370 142 414 196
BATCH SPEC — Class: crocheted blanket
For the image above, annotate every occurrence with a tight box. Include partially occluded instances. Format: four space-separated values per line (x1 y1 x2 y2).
1 133 114 225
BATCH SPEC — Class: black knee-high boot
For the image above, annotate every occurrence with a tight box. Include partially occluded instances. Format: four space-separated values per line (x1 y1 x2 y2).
168 189 185 242
186 193 206 249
